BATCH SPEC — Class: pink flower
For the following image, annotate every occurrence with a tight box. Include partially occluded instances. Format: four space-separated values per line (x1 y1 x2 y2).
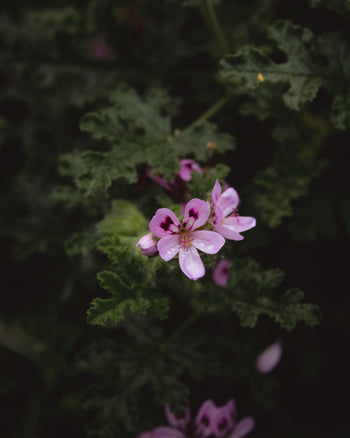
256 339 282 374
149 198 225 280
210 180 256 241
213 259 232 287
136 233 157 256
144 159 203 203
137 399 254 438
178 159 204 182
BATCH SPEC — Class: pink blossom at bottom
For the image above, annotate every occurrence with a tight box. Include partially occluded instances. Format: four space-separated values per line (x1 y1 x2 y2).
213 259 232 286
137 398 254 438
256 339 282 374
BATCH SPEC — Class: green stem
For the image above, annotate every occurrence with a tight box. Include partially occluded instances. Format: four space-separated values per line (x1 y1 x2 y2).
187 93 233 130
0 320 45 363
199 0 229 57
166 309 203 344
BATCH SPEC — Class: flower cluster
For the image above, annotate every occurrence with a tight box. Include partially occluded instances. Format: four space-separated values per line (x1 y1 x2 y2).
137 176 256 281
138 398 255 438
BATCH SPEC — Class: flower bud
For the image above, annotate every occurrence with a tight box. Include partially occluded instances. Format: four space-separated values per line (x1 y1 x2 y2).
136 233 157 256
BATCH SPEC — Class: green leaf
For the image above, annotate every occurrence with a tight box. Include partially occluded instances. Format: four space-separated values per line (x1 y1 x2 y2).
220 20 350 128
98 199 146 237
59 86 235 198
220 21 324 111
188 258 321 330
87 295 151 327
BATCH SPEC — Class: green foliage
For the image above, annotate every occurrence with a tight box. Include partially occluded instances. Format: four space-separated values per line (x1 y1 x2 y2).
189 258 321 330
77 315 219 436
220 20 350 129
86 198 169 327
187 163 231 199
59 86 235 197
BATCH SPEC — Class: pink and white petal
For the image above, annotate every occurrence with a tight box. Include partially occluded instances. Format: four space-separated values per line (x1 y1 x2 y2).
225 216 256 233
229 417 255 438
212 259 232 287
179 246 205 280
150 208 181 238
211 179 222 205
215 222 244 241
256 339 282 374
191 230 225 254
152 427 187 438
183 199 211 231
158 235 181 261
195 399 217 438
218 188 240 217
165 404 191 431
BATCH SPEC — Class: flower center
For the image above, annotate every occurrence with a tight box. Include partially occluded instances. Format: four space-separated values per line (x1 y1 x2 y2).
179 229 192 248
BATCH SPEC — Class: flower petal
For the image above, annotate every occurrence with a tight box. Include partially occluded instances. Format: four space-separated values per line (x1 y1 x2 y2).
191 230 225 254
212 259 232 287
256 339 282 374
183 199 211 231
212 399 237 438
165 404 191 431
195 399 217 438
211 179 222 205
179 246 205 280
218 188 240 217
152 427 186 438
225 216 256 233
229 417 255 438
214 222 244 241
158 235 181 261
150 208 181 238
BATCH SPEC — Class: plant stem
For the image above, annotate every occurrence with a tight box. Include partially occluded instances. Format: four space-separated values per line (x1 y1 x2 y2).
199 0 229 57
166 309 203 343
187 93 233 130
0 320 45 363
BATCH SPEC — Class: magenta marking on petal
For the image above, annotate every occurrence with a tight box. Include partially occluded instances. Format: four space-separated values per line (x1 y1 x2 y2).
188 208 198 219
161 216 175 231
201 415 210 426
218 418 228 431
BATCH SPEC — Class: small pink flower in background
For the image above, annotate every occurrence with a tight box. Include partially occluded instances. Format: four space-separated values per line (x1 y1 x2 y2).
136 233 157 256
213 259 232 287
137 399 254 438
210 180 256 241
178 159 204 182
150 199 225 280
145 159 203 202
89 38 113 60
256 339 282 374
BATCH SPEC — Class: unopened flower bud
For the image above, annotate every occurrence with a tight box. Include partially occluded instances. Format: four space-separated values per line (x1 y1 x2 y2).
136 233 157 256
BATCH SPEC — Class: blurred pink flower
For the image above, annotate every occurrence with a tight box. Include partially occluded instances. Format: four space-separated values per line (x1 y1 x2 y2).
213 259 232 287
138 399 254 438
178 159 204 182
210 180 256 241
136 233 157 256
256 339 282 374
150 198 225 280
